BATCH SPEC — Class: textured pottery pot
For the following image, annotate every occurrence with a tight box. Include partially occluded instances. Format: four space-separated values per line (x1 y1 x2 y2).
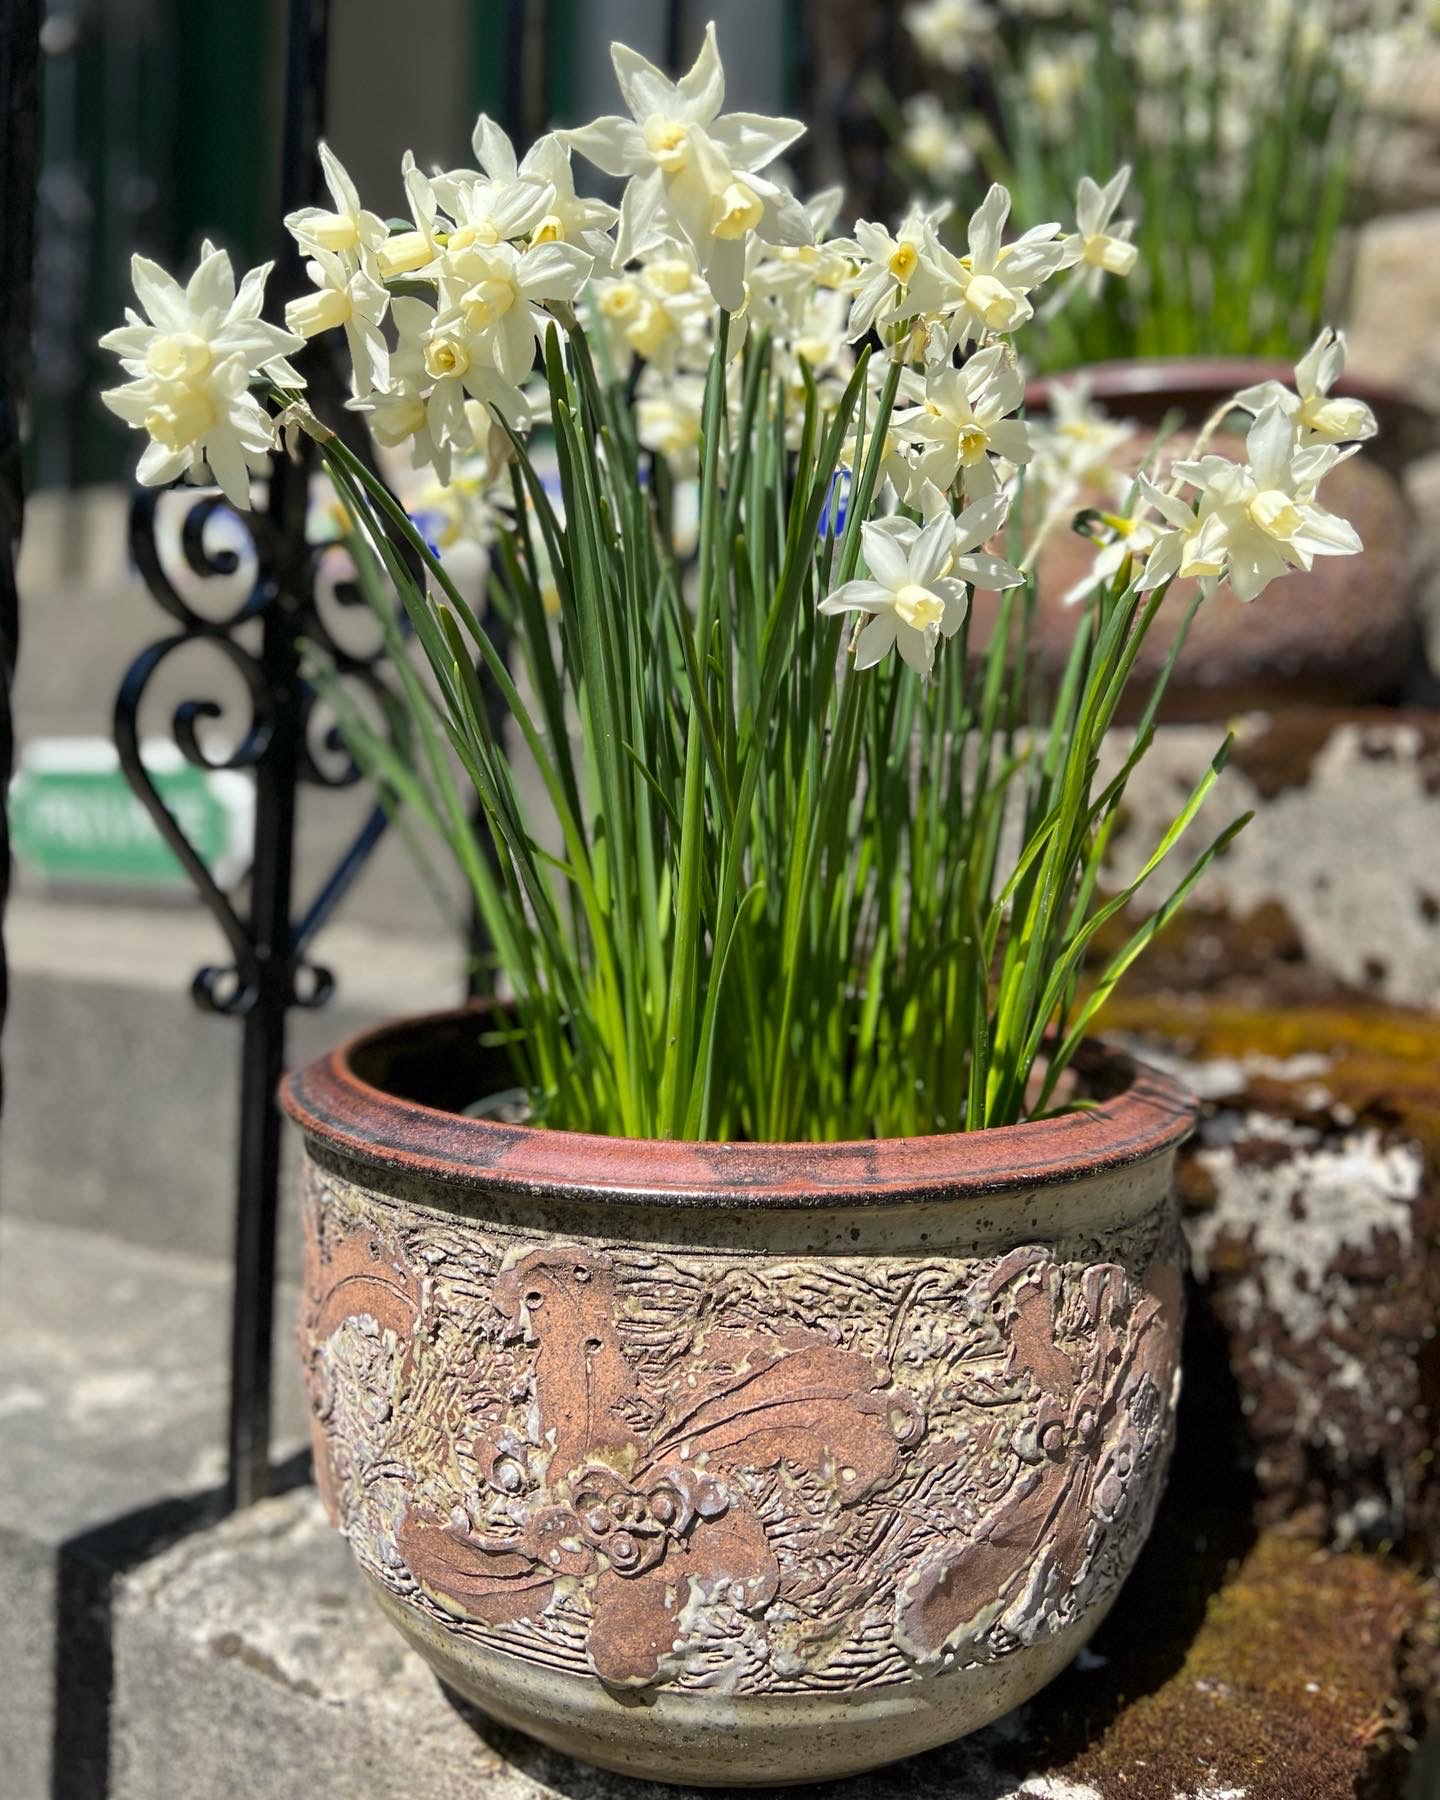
283 1009 1196 1786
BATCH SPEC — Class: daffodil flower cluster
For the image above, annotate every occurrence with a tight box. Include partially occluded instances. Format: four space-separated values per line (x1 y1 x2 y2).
99 21 1375 1144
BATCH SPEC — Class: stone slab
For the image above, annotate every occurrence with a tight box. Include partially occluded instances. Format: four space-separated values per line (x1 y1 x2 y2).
1101 709 1440 1013
1 895 460 1272
110 1478 1433 1800
0 1214 308 1800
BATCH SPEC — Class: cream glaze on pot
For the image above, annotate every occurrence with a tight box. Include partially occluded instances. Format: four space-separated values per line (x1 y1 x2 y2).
283 1009 1195 1786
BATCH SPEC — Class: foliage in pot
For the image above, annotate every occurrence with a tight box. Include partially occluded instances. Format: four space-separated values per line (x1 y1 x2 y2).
101 17 1373 1782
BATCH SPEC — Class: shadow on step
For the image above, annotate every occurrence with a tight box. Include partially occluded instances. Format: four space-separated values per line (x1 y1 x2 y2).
48 1450 311 1800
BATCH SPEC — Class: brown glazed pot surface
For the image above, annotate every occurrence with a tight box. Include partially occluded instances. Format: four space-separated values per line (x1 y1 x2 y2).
283 1009 1196 1785
1007 358 1431 723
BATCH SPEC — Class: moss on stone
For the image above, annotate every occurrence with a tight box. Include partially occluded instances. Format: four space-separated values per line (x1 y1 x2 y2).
1039 1534 1434 1799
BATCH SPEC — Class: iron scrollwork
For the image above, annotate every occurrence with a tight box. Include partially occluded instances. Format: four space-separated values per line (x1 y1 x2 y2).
114 473 401 1019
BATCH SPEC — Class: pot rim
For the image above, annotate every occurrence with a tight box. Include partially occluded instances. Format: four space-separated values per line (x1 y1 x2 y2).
281 1006 1197 1209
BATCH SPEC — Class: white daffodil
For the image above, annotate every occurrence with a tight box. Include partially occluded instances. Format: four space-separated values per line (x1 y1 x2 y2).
836 214 947 342
1172 404 1364 603
636 368 707 475
522 133 621 265
905 0 998 71
285 247 390 397
364 295 529 486
895 344 1032 497
102 358 277 510
376 152 442 281
283 142 388 262
431 115 555 258
100 243 304 389
754 188 854 307
871 482 1026 594
564 23 810 311
1059 477 1228 607
1024 41 1090 141
1060 168 1138 296
591 246 712 377
99 246 304 510
901 95 976 185
432 238 593 386
1234 327 1377 446
1030 378 1135 495
820 511 975 676
928 185 1068 351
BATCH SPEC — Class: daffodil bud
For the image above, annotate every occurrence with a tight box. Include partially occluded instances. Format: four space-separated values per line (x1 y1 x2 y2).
286 287 351 338
377 230 433 280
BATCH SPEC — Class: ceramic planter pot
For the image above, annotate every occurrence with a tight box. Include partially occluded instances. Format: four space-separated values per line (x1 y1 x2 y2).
282 1009 1196 1786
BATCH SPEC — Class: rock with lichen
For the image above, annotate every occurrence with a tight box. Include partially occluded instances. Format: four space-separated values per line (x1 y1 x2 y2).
1104 996 1440 1561
1097 709 1440 1011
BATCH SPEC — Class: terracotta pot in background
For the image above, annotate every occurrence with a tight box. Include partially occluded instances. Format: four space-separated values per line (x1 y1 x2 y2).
1005 358 1438 723
283 1009 1194 1786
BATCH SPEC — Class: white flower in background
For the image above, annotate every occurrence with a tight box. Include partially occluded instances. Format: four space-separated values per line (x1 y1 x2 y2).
590 247 712 377
1128 479 1232 595
901 95 976 185
1030 378 1135 494
283 142 388 262
905 0 998 71
896 343 1032 496
928 185 1068 350
872 482 1026 594
432 115 554 255
636 368 707 474
839 417 919 503
564 23 810 310
1234 327 1377 445
819 511 974 676
1060 168 1138 295
376 152 442 280
837 214 946 341
99 246 305 509
522 133 622 264
1024 41 1090 141
1172 404 1364 602
285 247 390 397
432 238 592 384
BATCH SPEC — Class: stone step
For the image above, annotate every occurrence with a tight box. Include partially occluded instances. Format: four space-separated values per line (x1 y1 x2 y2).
1 893 461 1272
107 1485 1435 1800
0 1214 308 1800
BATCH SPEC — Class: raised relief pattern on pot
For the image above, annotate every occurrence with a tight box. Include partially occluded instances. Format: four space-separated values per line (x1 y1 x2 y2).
299 1168 1181 1694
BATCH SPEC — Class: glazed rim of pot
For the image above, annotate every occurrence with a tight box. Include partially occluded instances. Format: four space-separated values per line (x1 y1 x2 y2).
281 1007 1198 1209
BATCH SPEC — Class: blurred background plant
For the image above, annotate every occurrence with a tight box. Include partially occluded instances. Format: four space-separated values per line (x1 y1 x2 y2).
883 0 1440 370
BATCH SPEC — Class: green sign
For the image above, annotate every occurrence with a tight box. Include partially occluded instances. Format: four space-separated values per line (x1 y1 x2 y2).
10 739 251 890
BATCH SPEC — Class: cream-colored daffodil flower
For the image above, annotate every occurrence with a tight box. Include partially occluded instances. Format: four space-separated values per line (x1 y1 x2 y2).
1234 327 1378 446
1060 167 1138 296
927 185 1069 351
285 247 391 397
100 242 304 390
284 142 389 263
99 245 305 510
820 511 976 677
564 22 811 311
895 343 1032 497
1170 404 1363 602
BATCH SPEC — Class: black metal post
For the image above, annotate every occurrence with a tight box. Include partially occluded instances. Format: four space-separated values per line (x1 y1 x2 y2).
223 0 328 1511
